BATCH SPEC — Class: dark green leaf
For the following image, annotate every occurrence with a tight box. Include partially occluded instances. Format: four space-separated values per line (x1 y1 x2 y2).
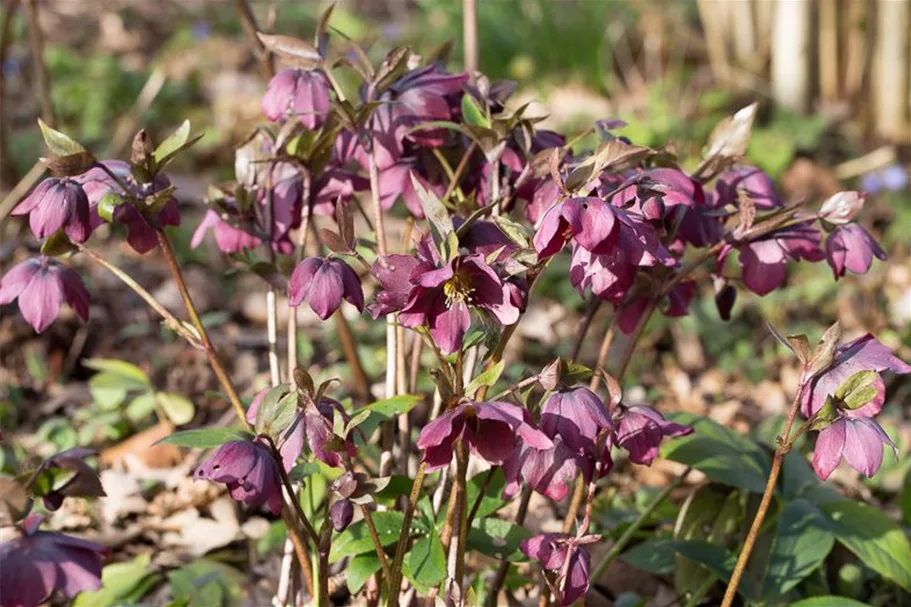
465 361 504 398
789 598 872 607
356 395 423 438
404 527 446 595
347 553 381 594
168 559 244 607
660 413 771 493
74 554 160 607
329 511 404 562
465 469 507 520
467 517 531 560
762 498 834 599
622 538 677 575
821 500 911 590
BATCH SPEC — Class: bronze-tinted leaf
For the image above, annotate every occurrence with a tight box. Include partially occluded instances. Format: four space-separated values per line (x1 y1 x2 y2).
257 32 321 63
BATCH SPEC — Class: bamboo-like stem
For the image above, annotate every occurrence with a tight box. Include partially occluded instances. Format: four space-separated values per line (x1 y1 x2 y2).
76 245 202 347
267 287 281 385
23 0 53 126
589 467 691 581
452 441 470 589
462 0 478 78
721 385 806 606
156 231 250 424
234 0 274 79
360 503 393 581
588 316 617 391
317 524 332 607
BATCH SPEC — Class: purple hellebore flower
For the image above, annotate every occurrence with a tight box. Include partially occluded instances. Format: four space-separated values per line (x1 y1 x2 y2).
191 209 263 254
12 177 92 242
569 211 674 304
503 436 582 501
520 533 595 605
367 64 468 168
311 168 369 217
733 222 825 296
302 397 357 468
75 161 181 254
399 253 521 354
376 159 444 217
527 178 562 225
615 282 696 335
812 414 896 480
455 218 518 262
615 405 692 465
540 388 614 461
799 333 911 418
534 197 619 259
0 515 109 607
194 436 284 515
0 257 89 333
368 254 422 318
246 388 304 472
261 68 331 128
416 400 552 471
825 223 886 279
714 165 782 210
288 257 364 320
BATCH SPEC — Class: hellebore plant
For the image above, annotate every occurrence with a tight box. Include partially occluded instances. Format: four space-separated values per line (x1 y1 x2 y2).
3 9 910 607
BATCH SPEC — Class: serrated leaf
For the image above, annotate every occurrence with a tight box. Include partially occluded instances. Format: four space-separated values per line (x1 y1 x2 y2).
157 428 249 449
158 393 196 426
404 528 446 595
821 500 911 591
465 361 505 399
38 118 86 156
762 498 835 599
660 413 771 493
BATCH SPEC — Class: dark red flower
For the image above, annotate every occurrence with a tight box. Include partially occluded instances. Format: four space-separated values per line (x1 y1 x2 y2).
417 401 552 470
13 177 91 243
261 68 331 128
0 515 109 607
614 405 692 465
825 224 886 279
288 257 364 320
194 437 284 515
520 532 595 605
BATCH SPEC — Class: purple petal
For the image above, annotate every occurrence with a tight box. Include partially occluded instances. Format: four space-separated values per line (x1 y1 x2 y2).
51 264 90 322
812 419 845 480
336 260 365 312
19 267 63 333
0 258 41 304
429 298 470 355
739 239 787 296
563 547 592 605
842 417 891 477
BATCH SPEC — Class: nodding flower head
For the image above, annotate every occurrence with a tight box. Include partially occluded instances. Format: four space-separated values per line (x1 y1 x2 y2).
261 68 331 128
194 436 284 515
0 257 89 333
288 257 364 320
13 177 92 243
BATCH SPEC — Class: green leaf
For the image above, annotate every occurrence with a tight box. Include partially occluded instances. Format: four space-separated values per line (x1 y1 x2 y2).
157 428 249 449
672 540 741 593
97 192 124 222
789 598 872 607
461 95 491 129
622 538 677 575
821 500 911 591
356 394 423 438
467 517 532 560
154 120 190 163
347 553 381 594
168 559 244 607
74 554 160 607
84 358 150 386
465 469 507 519
38 118 87 155
329 511 404 562
126 392 158 422
254 383 294 435
762 498 835 599
660 413 771 493
404 527 446 595
158 393 196 426
89 373 144 411
465 361 505 398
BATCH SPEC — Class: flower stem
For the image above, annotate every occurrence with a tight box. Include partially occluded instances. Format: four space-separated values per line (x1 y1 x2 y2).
156 231 249 425
453 441 470 589
589 466 691 581
721 384 805 607
317 523 332 607
387 462 426 607
76 244 201 347
360 503 393 582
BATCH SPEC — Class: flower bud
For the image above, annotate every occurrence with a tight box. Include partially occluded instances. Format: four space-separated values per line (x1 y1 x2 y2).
819 191 865 225
330 499 354 532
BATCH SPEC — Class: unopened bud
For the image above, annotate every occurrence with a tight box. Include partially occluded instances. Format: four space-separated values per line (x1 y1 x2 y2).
330 499 354 532
819 191 864 225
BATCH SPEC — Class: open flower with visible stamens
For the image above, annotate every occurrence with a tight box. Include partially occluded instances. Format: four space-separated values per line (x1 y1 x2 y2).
417 400 552 470
398 253 521 354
